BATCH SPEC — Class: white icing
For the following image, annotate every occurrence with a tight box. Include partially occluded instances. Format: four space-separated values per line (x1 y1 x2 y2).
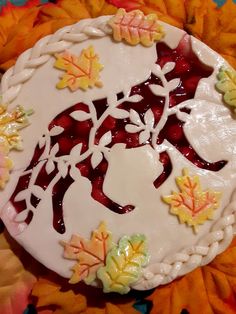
0 16 236 291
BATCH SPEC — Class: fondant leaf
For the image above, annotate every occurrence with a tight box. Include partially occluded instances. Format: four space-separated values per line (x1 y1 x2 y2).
128 95 143 103
0 105 31 151
162 62 175 74
144 109 155 128
139 129 150 144
111 108 130 119
149 84 167 97
70 143 82 159
14 209 30 223
91 151 103 169
167 78 180 91
49 125 64 136
108 9 164 46
57 160 68 178
97 234 149 294
163 168 221 232
99 131 112 147
54 46 103 91
62 222 114 284
216 67 236 110
14 189 28 203
45 160 55 175
38 136 46 149
70 110 91 121
125 124 141 133
129 109 142 125
31 185 44 199
0 140 13 189
49 143 59 157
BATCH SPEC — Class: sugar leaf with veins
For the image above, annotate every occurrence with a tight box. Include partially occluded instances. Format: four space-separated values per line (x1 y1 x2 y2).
54 46 103 91
216 67 236 110
61 222 114 284
163 168 221 232
0 140 13 189
97 233 149 294
108 9 164 46
0 105 32 150
0 104 32 189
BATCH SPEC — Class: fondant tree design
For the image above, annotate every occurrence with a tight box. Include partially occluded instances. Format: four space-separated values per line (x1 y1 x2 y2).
11 36 227 234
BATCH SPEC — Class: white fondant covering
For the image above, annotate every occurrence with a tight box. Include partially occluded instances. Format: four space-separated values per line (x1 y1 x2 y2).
0 16 236 291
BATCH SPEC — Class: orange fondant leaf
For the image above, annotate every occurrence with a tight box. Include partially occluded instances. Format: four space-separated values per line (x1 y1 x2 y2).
54 46 103 91
163 168 221 232
62 222 114 284
108 9 164 46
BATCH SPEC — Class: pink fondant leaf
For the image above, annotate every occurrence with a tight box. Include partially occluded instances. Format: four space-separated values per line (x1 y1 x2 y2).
108 9 164 47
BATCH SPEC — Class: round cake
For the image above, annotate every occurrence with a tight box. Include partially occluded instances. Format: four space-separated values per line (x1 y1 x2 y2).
0 9 236 294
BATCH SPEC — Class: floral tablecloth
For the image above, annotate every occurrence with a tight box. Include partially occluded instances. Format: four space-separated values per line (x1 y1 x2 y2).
0 1 236 313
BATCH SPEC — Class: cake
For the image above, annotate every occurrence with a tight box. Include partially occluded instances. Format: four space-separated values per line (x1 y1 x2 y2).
0 9 236 294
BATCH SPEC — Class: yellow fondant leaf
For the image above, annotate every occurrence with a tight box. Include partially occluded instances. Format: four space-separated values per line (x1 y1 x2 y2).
97 234 149 294
54 46 103 91
0 139 13 189
216 67 236 111
62 222 114 284
0 104 31 189
163 168 221 232
0 105 31 150
108 9 164 47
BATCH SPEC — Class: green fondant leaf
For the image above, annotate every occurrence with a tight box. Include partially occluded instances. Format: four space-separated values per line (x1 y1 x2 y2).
216 67 236 110
97 234 149 294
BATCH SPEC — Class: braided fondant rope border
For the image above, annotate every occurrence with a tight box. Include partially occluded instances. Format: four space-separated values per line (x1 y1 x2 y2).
1 16 112 103
133 192 236 290
1 16 236 291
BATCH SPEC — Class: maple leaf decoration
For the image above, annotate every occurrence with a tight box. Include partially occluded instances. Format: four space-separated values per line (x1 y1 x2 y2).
108 9 164 47
163 168 221 232
0 104 32 189
61 222 114 284
54 46 103 91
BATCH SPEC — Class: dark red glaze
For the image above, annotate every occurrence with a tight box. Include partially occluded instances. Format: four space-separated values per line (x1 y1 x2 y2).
10 35 227 234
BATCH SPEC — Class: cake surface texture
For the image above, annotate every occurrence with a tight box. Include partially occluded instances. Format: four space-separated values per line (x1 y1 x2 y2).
1 10 236 294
